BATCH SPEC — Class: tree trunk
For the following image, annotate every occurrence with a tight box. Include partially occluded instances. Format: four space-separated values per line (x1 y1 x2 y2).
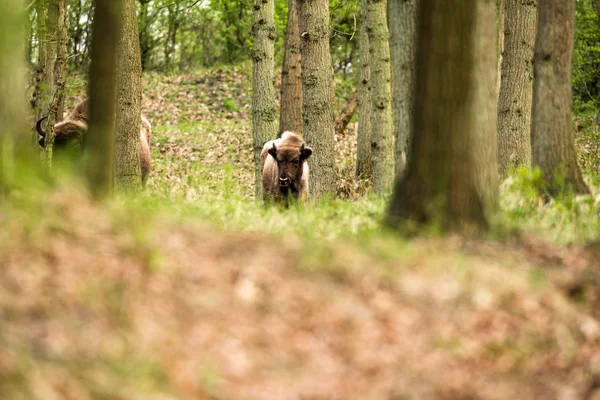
594 0 600 19
497 0 536 175
31 0 48 145
279 0 303 135
334 88 359 135
531 0 588 196
251 0 278 199
387 0 498 233
496 0 504 99
0 0 28 194
389 0 418 179
43 0 68 166
115 0 143 192
356 0 372 179
298 0 336 199
85 0 121 198
366 0 394 194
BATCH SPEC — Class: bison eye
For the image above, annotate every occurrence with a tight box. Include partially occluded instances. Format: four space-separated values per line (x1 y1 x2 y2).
293 159 300 166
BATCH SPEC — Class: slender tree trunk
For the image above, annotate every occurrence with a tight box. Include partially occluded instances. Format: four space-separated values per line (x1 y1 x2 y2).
356 0 372 179
115 0 143 192
497 0 536 175
43 0 68 165
387 0 498 233
531 0 588 196
298 0 336 199
496 0 504 99
366 0 394 194
334 88 359 135
0 0 28 194
31 0 48 145
279 0 303 135
389 0 418 179
251 0 278 198
85 0 121 198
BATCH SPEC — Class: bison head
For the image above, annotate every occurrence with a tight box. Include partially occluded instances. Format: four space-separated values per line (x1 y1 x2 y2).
268 142 312 192
36 116 88 157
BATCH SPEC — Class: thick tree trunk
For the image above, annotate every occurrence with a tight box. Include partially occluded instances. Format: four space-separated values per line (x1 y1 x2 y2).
85 0 121 198
279 0 303 135
43 0 68 166
366 0 394 194
0 0 28 194
298 0 336 199
115 0 143 192
252 0 278 198
497 0 536 175
389 0 418 179
356 0 372 179
334 88 359 135
387 0 498 233
531 0 588 196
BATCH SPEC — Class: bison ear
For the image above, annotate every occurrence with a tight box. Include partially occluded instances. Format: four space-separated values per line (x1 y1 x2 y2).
268 142 277 159
300 144 312 161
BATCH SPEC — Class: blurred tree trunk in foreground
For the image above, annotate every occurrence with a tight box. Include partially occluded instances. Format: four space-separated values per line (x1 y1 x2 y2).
389 0 418 180
356 0 372 180
85 0 121 198
0 0 28 195
531 0 589 196
387 0 498 233
298 0 336 199
366 0 394 194
115 0 143 193
251 0 278 199
279 0 303 136
43 0 68 165
497 0 536 175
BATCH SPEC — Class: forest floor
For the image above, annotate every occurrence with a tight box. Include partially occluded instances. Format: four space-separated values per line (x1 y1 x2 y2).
3 66 600 399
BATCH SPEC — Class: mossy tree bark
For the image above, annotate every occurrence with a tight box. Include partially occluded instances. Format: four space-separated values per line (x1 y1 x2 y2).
85 0 121 198
387 0 498 233
252 0 278 199
497 0 536 175
356 0 372 180
115 0 143 193
531 0 589 196
279 0 303 136
0 0 28 195
43 0 68 166
388 0 418 180
366 0 394 194
298 0 336 199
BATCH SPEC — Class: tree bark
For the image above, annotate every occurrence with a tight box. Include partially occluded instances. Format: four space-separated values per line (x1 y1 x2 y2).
356 0 372 179
497 0 536 175
531 0 588 196
389 0 418 179
43 0 68 166
0 0 28 194
366 0 394 194
279 0 303 135
115 0 143 193
252 0 278 199
85 0 121 198
334 88 359 135
594 0 600 19
496 0 504 99
298 0 336 199
31 0 48 145
387 0 498 233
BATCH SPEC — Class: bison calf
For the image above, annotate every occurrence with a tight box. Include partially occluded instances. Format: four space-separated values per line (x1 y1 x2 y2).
36 99 153 186
261 131 312 206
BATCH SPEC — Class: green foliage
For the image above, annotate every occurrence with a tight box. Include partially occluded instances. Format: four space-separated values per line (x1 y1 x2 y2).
574 0 600 111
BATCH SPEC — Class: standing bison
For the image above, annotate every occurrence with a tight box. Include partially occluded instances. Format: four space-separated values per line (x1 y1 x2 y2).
36 99 153 185
261 131 312 206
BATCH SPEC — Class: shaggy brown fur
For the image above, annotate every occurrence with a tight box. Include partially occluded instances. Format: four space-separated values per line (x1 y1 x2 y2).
261 131 312 206
36 100 153 185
